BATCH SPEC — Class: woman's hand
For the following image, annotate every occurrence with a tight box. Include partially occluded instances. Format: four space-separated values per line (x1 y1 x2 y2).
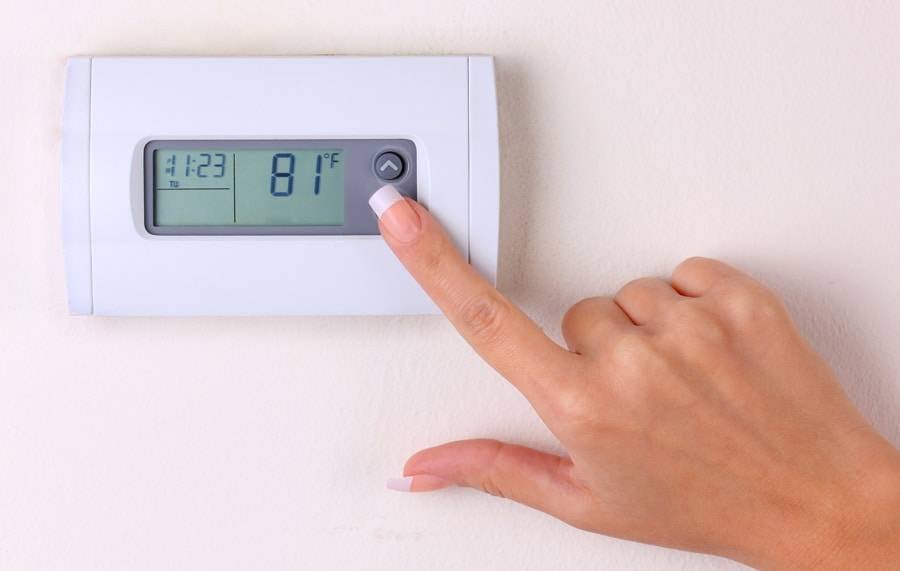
369 186 900 570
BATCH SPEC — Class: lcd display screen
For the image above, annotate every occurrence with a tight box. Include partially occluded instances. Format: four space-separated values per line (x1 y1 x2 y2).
152 148 344 226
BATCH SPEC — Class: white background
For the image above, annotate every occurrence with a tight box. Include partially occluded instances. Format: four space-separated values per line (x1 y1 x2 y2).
1 1 899 569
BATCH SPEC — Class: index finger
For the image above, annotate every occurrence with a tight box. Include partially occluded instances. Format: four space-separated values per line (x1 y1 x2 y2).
369 185 581 403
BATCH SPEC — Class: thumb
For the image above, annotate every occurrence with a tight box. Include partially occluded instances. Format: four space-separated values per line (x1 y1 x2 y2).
387 439 592 525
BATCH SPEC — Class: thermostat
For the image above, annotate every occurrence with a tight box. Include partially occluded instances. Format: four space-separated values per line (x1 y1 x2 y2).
60 56 499 315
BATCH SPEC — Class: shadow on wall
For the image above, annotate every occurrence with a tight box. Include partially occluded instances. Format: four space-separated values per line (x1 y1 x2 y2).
494 57 539 299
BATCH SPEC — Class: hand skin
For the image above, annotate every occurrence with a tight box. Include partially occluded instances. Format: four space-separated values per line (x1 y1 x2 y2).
374 193 900 570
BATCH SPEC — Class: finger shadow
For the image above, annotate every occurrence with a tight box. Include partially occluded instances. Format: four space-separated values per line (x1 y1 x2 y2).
493 57 539 299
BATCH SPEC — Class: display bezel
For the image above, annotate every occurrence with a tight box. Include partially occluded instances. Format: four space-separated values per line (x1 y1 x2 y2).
143 139 417 236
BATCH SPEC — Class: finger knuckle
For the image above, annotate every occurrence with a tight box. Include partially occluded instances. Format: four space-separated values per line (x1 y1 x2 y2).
458 290 512 344
607 332 658 374
615 277 654 301
479 442 514 499
673 256 714 279
604 332 691 406
562 297 602 330
480 478 506 498
717 278 786 330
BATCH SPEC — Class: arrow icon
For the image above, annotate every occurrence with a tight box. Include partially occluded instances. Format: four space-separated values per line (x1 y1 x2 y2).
379 159 400 172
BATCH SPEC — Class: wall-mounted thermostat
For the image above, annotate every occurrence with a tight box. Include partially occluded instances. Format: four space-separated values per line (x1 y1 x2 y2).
61 56 499 315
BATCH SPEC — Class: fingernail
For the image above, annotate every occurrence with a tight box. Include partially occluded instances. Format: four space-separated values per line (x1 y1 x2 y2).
386 474 452 493
368 185 421 243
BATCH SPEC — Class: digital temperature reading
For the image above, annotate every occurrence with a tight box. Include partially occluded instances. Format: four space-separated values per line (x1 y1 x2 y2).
153 148 344 227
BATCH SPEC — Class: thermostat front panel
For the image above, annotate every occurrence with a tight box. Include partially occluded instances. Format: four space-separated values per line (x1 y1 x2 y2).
61 56 499 316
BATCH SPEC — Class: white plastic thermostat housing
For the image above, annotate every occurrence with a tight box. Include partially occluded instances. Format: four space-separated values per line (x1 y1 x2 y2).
60 56 499 316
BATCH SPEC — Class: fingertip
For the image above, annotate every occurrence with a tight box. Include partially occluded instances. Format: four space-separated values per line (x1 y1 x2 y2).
401 446 440 476
369 185 422 243
402 439 499 481
386 476 414 492
398 446 458 492
410 474 454 492
368 184 404 217
386 474 453 493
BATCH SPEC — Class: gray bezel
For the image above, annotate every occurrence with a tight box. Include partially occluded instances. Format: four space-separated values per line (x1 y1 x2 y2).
143 139 417 235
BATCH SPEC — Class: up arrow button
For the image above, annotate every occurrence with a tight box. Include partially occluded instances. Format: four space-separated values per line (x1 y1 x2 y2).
374 152 405 181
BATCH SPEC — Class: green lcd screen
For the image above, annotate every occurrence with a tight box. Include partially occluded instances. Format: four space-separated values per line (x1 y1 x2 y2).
153 149 344 226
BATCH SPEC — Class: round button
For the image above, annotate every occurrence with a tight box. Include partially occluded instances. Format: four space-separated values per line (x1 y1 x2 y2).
374 152 405 181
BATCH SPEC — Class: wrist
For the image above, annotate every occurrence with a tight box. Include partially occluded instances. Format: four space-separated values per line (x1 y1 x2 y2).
820 451 900 571
740 431 900 570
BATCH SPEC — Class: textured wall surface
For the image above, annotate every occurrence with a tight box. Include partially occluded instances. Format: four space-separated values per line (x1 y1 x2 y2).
1 1 898 569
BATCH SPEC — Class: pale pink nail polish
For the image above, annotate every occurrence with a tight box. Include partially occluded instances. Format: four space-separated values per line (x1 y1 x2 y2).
368 185 421 243
386 474 452 493
386 476 414 492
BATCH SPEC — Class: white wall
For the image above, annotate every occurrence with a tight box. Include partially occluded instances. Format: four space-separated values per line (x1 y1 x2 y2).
1 1 898 569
